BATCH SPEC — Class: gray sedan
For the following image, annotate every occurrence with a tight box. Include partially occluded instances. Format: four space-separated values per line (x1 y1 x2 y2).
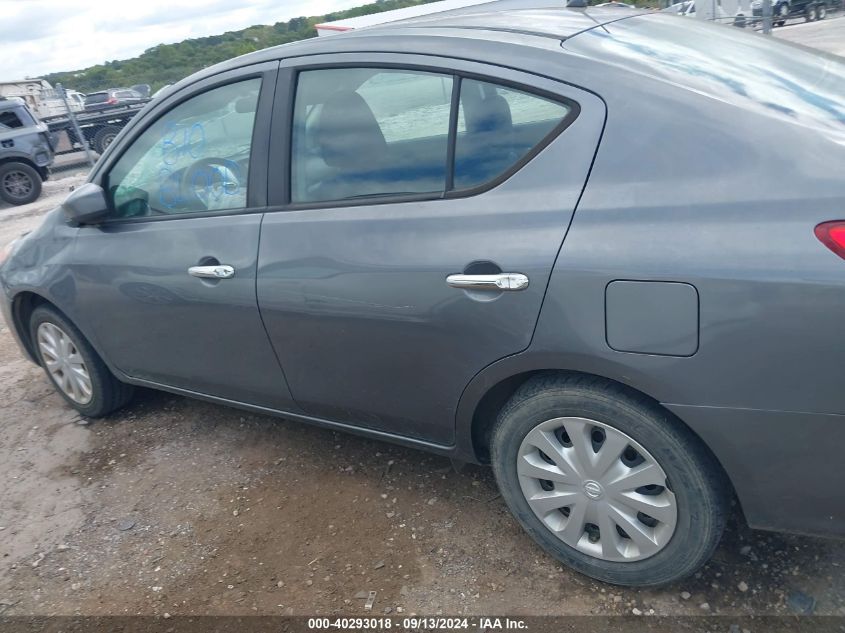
1 8 844 587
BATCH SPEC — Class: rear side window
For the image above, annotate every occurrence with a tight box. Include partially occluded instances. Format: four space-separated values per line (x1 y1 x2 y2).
85 93 108 104
292 69 453 203
290 67 575 205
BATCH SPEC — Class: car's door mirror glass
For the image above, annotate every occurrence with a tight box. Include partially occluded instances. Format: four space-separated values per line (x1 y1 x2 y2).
104 78 261 218
291 69 453 203
61 183 110 224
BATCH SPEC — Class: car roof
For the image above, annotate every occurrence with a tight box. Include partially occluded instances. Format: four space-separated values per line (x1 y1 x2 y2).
187 7 643 83
376 6 645 38
0 97 26 112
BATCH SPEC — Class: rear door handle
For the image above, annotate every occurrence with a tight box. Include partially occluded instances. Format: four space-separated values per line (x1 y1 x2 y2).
188 265 235 279
446 273 529 291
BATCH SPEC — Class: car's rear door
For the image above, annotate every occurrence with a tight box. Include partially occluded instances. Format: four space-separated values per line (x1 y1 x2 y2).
257 54 604 444
68 62 298 411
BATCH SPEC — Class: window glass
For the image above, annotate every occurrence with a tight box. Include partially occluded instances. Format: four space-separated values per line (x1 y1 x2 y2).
454 79 571 190
0 110 24 130
292 68 453 203
106 79 260 218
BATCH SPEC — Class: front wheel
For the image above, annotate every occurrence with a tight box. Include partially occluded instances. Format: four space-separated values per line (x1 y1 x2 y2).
491 374 728 587
30 305 134 417
816 4 826 19
805 5 816 20
0 161 42 205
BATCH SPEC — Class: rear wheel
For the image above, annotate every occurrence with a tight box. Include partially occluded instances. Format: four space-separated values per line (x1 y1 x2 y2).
30 305 134 417
491 374 727 587
0 161 41 205
805 5 816 20
92 125 121 154
816 3 826 19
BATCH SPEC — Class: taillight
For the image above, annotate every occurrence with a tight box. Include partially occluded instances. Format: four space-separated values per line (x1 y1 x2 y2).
107 97 118 105
815 221 845 260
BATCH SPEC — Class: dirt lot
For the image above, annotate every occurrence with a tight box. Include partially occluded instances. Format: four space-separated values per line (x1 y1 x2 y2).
1 168 845 620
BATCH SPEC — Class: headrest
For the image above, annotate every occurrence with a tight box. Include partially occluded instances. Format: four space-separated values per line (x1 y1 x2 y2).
315 91 388 171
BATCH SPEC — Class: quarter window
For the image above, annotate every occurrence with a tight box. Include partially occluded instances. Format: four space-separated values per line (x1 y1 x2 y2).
292 69 454 203
454 79 572 190
106 78 261 218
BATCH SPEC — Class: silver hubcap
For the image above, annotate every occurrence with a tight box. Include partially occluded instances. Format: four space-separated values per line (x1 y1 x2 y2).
36 322 93 405
517 417 677 562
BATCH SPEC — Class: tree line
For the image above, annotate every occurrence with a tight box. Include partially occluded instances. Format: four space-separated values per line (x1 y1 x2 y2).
44 0 439 93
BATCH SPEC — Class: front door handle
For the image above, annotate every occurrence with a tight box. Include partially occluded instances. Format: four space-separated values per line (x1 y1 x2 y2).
446 273 529 291
188 265 235 280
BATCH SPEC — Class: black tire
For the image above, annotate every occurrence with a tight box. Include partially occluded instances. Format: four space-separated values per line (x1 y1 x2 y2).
491 373 728 587
0 161 42 206
816 4 826 18
29 305 134 417
92 126 121 154
805 5 815 20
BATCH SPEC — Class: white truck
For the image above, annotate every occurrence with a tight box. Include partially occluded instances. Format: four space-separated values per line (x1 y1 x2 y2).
0 79 85 120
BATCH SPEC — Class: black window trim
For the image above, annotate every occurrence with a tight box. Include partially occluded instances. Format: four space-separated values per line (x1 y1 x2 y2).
274 61 581 212
91 61 279 226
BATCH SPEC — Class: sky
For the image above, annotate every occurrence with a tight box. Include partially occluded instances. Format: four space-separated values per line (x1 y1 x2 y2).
0 0 367 80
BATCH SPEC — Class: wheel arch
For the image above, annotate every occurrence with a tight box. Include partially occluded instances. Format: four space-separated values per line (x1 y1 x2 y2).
0 156 46 180
11 290 60 362
11 291 113 374
457 361 744 522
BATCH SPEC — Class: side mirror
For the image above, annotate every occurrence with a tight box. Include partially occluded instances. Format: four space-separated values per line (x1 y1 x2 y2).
61 183 109 224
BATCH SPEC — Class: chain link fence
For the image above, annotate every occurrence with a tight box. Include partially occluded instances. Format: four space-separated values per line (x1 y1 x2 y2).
37 84 150 170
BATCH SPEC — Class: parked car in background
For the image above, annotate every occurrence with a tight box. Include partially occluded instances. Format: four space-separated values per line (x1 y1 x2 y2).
84 88 146 111
2 9 844 588
0 97 54 205
751 0 834 24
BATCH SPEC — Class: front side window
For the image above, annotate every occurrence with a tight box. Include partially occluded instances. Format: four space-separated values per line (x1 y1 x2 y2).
0 110 24 130
292 69 453 203
105 78 261 218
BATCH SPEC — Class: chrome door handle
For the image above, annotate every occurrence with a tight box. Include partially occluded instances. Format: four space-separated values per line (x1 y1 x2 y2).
446 273 529 291
188 265 235 279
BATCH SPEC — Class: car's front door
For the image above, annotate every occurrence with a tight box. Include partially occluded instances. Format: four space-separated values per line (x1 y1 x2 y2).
257 55 605 444
68 64 297 411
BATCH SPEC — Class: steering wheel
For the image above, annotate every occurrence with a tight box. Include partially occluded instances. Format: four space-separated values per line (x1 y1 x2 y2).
180 157 244 211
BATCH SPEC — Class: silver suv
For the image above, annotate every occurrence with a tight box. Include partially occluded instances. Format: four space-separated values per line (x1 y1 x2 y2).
0 97 54 206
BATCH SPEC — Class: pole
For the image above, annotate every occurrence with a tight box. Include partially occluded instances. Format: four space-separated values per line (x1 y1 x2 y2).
56 83 95 167
762 0 773 34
